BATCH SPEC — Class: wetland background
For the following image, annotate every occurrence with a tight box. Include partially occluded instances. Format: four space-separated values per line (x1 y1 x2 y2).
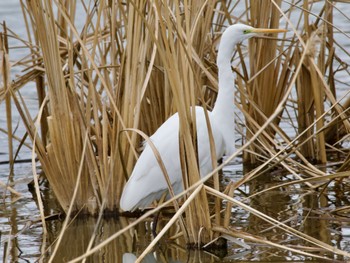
1 0 350 262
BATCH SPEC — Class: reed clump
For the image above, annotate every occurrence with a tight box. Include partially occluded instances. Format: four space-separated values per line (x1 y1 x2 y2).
1 0 350 261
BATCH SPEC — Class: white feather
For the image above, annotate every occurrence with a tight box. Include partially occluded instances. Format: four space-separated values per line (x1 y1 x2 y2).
120 24 286 211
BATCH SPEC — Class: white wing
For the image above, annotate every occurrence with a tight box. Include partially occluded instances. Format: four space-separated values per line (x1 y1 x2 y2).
120 106 227 211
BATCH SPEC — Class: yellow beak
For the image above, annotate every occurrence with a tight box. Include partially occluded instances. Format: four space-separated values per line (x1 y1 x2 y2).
251 28 288 34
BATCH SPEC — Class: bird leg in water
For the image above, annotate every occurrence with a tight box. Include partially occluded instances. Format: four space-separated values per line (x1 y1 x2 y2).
152 211 160 237
151 192 168 237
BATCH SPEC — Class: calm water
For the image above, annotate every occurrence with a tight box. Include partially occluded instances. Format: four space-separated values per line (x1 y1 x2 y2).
1 1 350 262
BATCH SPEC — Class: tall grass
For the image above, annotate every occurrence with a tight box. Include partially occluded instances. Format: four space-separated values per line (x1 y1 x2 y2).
233 0 350 167
2 0 350 260
7 0 226 245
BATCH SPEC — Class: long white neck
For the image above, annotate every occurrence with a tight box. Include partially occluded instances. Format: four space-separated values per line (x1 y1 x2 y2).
212 35 239 156
212 48 235 115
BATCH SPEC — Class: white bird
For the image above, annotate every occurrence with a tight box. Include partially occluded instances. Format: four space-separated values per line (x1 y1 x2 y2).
120 24 286 212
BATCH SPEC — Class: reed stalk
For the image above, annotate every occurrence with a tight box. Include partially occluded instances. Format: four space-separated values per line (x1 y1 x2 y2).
241 0 289 164
2 0 350 260
1 25 14 171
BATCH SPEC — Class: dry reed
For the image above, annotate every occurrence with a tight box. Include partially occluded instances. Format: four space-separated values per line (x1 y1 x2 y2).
2 0 350 261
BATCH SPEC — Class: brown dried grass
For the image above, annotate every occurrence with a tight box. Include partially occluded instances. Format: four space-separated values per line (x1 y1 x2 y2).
2 0 350 261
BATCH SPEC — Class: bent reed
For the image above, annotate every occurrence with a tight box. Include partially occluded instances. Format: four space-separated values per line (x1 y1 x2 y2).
1 0 350 260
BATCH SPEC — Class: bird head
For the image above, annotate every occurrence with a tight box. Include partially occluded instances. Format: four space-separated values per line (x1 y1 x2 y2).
222 23 287 44
218 24 287 64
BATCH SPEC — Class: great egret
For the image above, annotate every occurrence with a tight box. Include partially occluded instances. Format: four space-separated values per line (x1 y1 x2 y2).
120 24 286 212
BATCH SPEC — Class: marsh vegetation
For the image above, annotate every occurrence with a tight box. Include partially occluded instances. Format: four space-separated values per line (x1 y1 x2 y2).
1 0 350 262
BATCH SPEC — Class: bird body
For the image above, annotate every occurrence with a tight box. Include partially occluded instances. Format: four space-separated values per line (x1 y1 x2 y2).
120 24 287 211
120 106 227 211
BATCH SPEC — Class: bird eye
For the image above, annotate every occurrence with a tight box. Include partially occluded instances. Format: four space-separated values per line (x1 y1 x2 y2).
243 30 249 34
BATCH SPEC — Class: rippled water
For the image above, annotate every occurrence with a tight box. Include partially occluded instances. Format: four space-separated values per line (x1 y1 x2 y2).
1 1 350 262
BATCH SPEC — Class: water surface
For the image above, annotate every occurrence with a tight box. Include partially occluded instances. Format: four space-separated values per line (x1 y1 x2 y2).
1 1 350 262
